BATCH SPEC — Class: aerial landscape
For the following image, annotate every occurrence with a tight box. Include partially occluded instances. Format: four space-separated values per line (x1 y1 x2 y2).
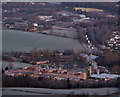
1 2 120 97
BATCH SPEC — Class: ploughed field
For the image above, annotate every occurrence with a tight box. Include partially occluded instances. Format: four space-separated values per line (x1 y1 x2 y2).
2 29 84 53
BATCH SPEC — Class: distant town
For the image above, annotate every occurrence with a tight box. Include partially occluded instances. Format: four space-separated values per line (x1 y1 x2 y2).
2 2 120 91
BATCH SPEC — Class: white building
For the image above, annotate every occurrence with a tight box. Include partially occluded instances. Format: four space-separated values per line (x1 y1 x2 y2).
34 23 38 27
79 14 86 18
38 15 52 20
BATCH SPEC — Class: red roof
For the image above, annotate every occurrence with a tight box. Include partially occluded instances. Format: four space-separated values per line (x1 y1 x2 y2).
27 67 35 70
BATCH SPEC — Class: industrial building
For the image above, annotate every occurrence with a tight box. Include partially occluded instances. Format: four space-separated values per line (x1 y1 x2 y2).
90 74 120 80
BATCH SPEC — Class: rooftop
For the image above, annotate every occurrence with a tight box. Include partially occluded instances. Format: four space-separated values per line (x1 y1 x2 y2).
91 73 120 79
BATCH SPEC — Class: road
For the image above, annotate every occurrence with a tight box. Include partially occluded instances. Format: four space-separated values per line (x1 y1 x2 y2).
2 87 120 96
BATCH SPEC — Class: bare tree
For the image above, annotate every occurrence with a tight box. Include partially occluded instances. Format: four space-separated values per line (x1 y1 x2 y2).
9 63 13 69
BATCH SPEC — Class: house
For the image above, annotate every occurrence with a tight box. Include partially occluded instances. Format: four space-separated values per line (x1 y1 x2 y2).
45 68 57 73
30 60 49 65
108 43 113 47
27 67 35 70
80 53 88 58
46 72 87 80
4 69 33 77
57 69 67 74
54 51 64 56
87 54 99 61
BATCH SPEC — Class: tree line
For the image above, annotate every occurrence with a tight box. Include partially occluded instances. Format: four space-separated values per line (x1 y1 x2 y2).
2 74 120 89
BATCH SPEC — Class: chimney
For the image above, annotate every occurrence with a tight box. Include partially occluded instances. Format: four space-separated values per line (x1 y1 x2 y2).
89 64 92 76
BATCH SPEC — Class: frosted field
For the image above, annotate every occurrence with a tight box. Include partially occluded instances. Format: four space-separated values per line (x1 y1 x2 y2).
2 29 84 53
2 88 120 95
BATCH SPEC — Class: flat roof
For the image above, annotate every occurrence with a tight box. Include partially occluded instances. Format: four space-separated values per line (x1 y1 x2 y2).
91 73 120 79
